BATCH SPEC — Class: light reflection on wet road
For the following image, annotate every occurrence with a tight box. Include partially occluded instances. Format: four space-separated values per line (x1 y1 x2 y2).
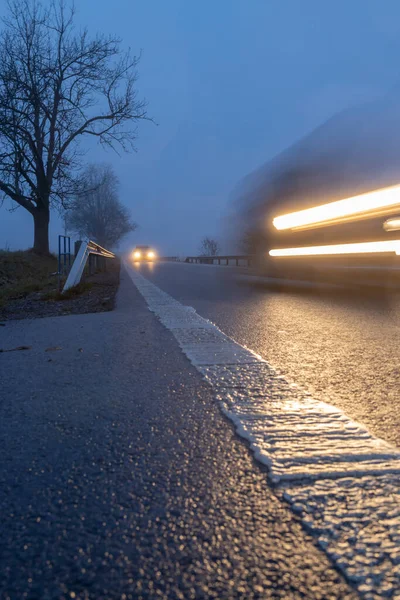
137 261 400 447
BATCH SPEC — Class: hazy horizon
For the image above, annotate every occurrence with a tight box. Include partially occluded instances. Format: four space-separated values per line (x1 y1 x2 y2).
1 0 400 255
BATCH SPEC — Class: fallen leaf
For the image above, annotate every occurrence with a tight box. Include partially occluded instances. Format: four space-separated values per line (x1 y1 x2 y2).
45 346 62 352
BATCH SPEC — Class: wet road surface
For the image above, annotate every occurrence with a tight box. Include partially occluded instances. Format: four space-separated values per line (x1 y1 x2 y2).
0 271 355 599
137 261 400 448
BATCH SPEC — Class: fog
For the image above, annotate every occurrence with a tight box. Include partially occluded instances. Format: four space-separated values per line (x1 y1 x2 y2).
1 0 400 255
229 89 400 246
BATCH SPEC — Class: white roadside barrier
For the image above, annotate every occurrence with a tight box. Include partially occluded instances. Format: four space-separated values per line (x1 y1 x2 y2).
62 241 115 293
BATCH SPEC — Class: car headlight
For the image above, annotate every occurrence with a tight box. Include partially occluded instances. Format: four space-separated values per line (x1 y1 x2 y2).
133 251 141 259
147 251 155 259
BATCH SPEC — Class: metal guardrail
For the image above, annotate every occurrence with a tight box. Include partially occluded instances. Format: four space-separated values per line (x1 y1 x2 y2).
185 255 253 267
62 240 115 293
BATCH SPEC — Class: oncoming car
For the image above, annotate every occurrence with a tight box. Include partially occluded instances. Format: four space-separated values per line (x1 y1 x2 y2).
131 245 157 261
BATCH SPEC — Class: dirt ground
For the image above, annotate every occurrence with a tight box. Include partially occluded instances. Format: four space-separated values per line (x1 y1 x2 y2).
0 256 120 322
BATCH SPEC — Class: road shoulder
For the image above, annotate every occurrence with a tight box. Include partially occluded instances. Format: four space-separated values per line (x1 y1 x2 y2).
0 267 355 599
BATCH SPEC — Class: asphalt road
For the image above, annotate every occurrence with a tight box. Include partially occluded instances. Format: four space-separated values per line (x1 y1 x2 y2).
0 270 355 599
134 261 400 448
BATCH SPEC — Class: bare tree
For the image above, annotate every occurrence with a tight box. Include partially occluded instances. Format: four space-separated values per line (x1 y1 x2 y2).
199 236 221 256
66 164 136 248
0 0 147 254
240 228 262 254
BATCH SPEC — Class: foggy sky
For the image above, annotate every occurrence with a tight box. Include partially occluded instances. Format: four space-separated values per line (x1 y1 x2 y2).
1 0 400 254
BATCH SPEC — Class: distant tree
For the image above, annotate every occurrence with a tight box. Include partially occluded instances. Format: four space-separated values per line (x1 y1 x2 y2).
0 0 147 254
66 164 136 248
240 228 264 254
199 236 221 256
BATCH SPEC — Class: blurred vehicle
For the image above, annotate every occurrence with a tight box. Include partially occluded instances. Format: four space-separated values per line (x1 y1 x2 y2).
231 91 400 289
266 186 400 288
132 245 157 261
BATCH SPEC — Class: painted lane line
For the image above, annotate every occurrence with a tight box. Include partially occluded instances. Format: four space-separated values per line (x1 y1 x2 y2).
125 263 400 598
280 476 400 595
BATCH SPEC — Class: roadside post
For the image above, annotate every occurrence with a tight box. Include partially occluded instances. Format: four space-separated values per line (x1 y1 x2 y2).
58 235 71 291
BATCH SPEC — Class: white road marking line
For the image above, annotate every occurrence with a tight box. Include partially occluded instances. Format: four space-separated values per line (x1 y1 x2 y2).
125 263 400 598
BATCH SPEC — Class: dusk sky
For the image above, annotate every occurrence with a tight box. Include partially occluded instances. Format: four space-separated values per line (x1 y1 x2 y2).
1 0 400 254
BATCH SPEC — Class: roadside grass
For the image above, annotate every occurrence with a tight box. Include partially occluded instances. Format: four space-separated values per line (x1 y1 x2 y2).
0 250 58 307
1 252 120 319
41 281 94 301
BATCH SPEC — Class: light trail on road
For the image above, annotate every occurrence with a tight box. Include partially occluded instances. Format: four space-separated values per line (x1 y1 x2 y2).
273 183 400 231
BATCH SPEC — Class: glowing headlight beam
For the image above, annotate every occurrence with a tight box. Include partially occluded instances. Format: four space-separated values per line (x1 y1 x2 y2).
133 251 141 259
273 184 400 231
147 251 155 259
383 218 400 232
269 240 400 258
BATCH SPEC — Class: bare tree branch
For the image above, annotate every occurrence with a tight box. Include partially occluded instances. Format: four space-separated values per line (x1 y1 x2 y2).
65 163 137 248
199 237 221 257
0 0 148 253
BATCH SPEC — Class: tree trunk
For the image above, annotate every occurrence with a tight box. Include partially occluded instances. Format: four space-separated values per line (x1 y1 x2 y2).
32 207 50 255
